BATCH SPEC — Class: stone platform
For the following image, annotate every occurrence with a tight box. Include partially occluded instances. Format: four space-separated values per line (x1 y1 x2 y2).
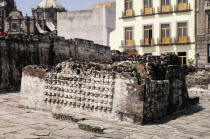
20 57 198 125
0 91 209 139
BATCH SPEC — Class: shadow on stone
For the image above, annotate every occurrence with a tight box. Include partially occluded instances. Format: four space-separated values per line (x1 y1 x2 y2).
0 89 19 94
149 105 204 125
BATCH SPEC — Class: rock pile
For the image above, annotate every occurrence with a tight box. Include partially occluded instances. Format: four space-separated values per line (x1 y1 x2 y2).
56 52 185 82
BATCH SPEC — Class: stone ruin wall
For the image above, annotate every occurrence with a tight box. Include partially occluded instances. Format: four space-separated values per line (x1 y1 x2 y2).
20 62 144 124
186 70 210 91
0 35 111 91
20 54 197 124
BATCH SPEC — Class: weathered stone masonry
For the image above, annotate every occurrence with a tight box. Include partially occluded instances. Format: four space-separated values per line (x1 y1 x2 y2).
20 55 198 124
0 35 111 90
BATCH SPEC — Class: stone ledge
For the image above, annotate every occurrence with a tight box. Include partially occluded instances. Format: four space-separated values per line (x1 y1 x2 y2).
78 120 114 134
52 109 90 123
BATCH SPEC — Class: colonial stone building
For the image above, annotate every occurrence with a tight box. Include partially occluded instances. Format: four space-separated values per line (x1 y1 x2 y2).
0 0 16 31
32 0 66 34
57 2 116 46
196 0 210 68
2 0 115 46
2 0 65 35
110 0 196 65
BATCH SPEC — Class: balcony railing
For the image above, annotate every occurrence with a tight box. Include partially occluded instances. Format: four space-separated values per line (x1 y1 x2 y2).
122 9 135 17
121 40 136 47
174 36 191 44
157 5 173 14
174 3 191 12
205 1 210 11
157 37 173 45
140 38 155 46
141 8 155 15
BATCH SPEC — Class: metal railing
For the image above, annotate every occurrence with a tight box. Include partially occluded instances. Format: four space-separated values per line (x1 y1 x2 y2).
174 3 191 12
174 36 191 44
140 38 155 46
122 9 135 17
121 40 136 47
157 37 173 45
157 5 173 13
141 8 155 15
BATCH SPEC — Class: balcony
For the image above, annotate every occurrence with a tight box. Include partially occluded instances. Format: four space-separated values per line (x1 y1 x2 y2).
174 3 191 12
141 8 155 16
174 36 191 44
140 38 155 46
205 1 210 11
121 40 135 47
122 9 135 18
157 37 173 45
157 5 173 14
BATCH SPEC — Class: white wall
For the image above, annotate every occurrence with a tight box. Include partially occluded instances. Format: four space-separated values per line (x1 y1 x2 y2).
57 3 116 46
110 0 196 60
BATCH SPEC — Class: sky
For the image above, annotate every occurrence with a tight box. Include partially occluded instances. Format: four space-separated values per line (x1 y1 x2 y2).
16 0 115 16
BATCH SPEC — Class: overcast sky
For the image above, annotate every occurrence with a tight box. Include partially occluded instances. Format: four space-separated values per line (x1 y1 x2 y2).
16 0 114 15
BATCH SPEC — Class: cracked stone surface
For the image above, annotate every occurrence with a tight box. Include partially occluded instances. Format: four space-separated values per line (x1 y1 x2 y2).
0 92 97 139
0 91 210 139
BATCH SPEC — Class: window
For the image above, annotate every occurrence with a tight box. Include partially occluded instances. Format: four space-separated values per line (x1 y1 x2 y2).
161 0 171 12
49 12 55 20
125 0 132 10
125 0 133 16
178 0 187 4
161 24 170 44
125 27 133 45
177 0 188 11
144 25 152 44
161 0 170 6
178 22 187 36
178 52 187 65
208 45 210 63
144 0 153 14
12 23 18 31
144 0 152 8
177 22 187 43
161 24 170 38
37 12 43 20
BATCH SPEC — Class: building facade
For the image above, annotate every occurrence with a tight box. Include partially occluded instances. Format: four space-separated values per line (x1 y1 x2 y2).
57 2 116 46
2 0 65 35
110 0 196 65
4 10 36 35
32 0 66 34
196 0 210 68
0 0 16 31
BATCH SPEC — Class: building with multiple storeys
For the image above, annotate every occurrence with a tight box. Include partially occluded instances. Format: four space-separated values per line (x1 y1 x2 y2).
196 0 210 68
110 0 196 65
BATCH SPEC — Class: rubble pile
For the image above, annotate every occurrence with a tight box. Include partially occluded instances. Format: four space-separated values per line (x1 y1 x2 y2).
111 52 186 80
58 53 184 82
